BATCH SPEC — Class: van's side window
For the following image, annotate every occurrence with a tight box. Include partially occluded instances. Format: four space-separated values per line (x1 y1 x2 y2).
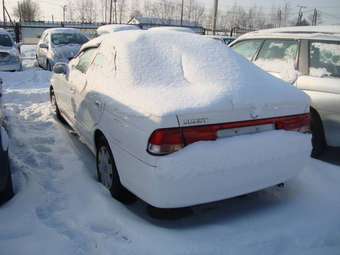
231 40 263 61
309 41 340 78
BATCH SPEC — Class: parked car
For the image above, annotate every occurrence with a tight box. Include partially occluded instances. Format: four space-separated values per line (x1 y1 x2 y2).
0 78 13 205
229 25 340 156
50 30 310 208
207 35 235 45
96 24 140 36
0 28 22 72
36 28 89 71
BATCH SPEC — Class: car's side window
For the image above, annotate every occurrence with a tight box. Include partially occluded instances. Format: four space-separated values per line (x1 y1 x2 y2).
231 40 263 60
75 48 97 74
309 41 340 78
91 47 117 75
253 39 298 80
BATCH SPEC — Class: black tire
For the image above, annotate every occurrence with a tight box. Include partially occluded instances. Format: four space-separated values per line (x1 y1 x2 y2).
311 109 326 157
50 88 64 122
0 172 14 205
47 60 52 71
96 136 136 204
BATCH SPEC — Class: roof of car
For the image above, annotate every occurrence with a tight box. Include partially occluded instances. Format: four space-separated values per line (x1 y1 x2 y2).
96 24 140 35
235 25 340 42
0 28 10 35
44 28 82 34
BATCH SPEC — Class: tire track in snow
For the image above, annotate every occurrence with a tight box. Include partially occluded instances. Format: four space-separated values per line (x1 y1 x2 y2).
3 84 102 254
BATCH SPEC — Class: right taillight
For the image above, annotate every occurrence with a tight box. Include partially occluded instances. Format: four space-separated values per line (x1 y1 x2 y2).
147 113 310 155
275 113 310 133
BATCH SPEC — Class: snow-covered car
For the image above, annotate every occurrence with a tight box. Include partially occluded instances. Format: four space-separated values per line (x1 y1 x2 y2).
0 78 13 205
229 26 340 156
96 24 140 36
149 26 196 33
36 28 89 71
50 30 311 208
0 28 22 72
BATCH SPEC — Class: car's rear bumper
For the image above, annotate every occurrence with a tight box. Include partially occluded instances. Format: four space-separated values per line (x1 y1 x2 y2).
120 130 311 208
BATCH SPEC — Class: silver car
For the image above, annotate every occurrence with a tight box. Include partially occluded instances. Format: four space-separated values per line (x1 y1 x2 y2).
0 28 22 72
36 28 88 71
230 26 340 156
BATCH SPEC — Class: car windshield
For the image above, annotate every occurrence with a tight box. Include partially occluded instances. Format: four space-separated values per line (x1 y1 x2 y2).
0 33 13 47
51 33 88 46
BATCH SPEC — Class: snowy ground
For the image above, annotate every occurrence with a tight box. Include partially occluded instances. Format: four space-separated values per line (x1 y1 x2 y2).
1 46 340 255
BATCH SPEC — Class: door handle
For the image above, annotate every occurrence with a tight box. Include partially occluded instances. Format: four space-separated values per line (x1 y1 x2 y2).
70 87 76 94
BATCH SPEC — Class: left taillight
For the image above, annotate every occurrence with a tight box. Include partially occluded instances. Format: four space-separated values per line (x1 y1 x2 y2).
147 128 184 155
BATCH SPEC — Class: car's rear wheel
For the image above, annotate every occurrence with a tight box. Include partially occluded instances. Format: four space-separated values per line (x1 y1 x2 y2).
50 88 63 122
311 109 326 157
96 135 136 204
0 171 14 205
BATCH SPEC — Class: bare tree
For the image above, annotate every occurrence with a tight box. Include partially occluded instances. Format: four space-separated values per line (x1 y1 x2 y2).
67 0 98 23
13 0 40 22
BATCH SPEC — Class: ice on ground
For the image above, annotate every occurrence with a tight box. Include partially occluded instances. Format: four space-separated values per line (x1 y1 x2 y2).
0 46 340 255
83 30 309 116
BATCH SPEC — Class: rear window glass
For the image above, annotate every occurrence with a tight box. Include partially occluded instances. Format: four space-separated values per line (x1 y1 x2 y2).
231 40 263 60
309 41 340 78
0 34 13 47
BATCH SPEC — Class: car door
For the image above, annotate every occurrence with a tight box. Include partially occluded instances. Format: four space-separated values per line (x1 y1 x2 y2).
253 39 300 83
68 48 98 141
230 39 264 61
37 33 49 68
296 40 340 146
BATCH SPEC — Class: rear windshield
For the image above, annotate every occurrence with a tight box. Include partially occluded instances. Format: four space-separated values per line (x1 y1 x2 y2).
0 34 13 47
51 33 88 46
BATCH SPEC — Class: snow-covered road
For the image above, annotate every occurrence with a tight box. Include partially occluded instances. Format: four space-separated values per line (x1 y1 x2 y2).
0 47 340 255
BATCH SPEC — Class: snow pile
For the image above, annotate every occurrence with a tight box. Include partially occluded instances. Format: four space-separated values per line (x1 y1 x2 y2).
84 30 309 116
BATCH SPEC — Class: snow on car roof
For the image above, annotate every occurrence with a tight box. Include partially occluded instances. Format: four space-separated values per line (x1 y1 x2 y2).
0 28 10 35
238 25 340 41
148 26 195 33
45 28 82 34
96 24 140 35
84 30 308 116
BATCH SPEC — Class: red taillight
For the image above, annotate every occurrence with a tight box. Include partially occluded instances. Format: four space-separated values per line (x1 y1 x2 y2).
147 113 310 155
275 114 310 132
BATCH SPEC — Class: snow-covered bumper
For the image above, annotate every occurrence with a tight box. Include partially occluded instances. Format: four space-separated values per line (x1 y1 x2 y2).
133 131 311 208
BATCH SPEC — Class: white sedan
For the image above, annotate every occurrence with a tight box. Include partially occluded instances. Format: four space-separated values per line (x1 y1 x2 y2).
50 30 311 208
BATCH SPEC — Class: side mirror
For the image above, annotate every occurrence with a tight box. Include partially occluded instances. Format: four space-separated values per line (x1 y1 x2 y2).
53 63 69 76
39 43 48 49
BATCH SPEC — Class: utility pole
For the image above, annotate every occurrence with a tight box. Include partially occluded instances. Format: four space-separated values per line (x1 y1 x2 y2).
212 0 218 35
278 9 282 27
312 8 318 26
104 0 107 23
62 5 67 23
114 0 117 24
109 0 113 23
296 5 306 26
2 0 6 25
180 0 184 26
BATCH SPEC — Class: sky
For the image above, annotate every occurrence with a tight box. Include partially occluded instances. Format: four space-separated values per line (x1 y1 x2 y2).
4 0 340 25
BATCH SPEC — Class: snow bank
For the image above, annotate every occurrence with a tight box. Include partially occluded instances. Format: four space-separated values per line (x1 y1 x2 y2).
84 30 309 117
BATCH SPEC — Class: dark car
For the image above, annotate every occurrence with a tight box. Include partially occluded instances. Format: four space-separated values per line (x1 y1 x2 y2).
0 78 13 205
